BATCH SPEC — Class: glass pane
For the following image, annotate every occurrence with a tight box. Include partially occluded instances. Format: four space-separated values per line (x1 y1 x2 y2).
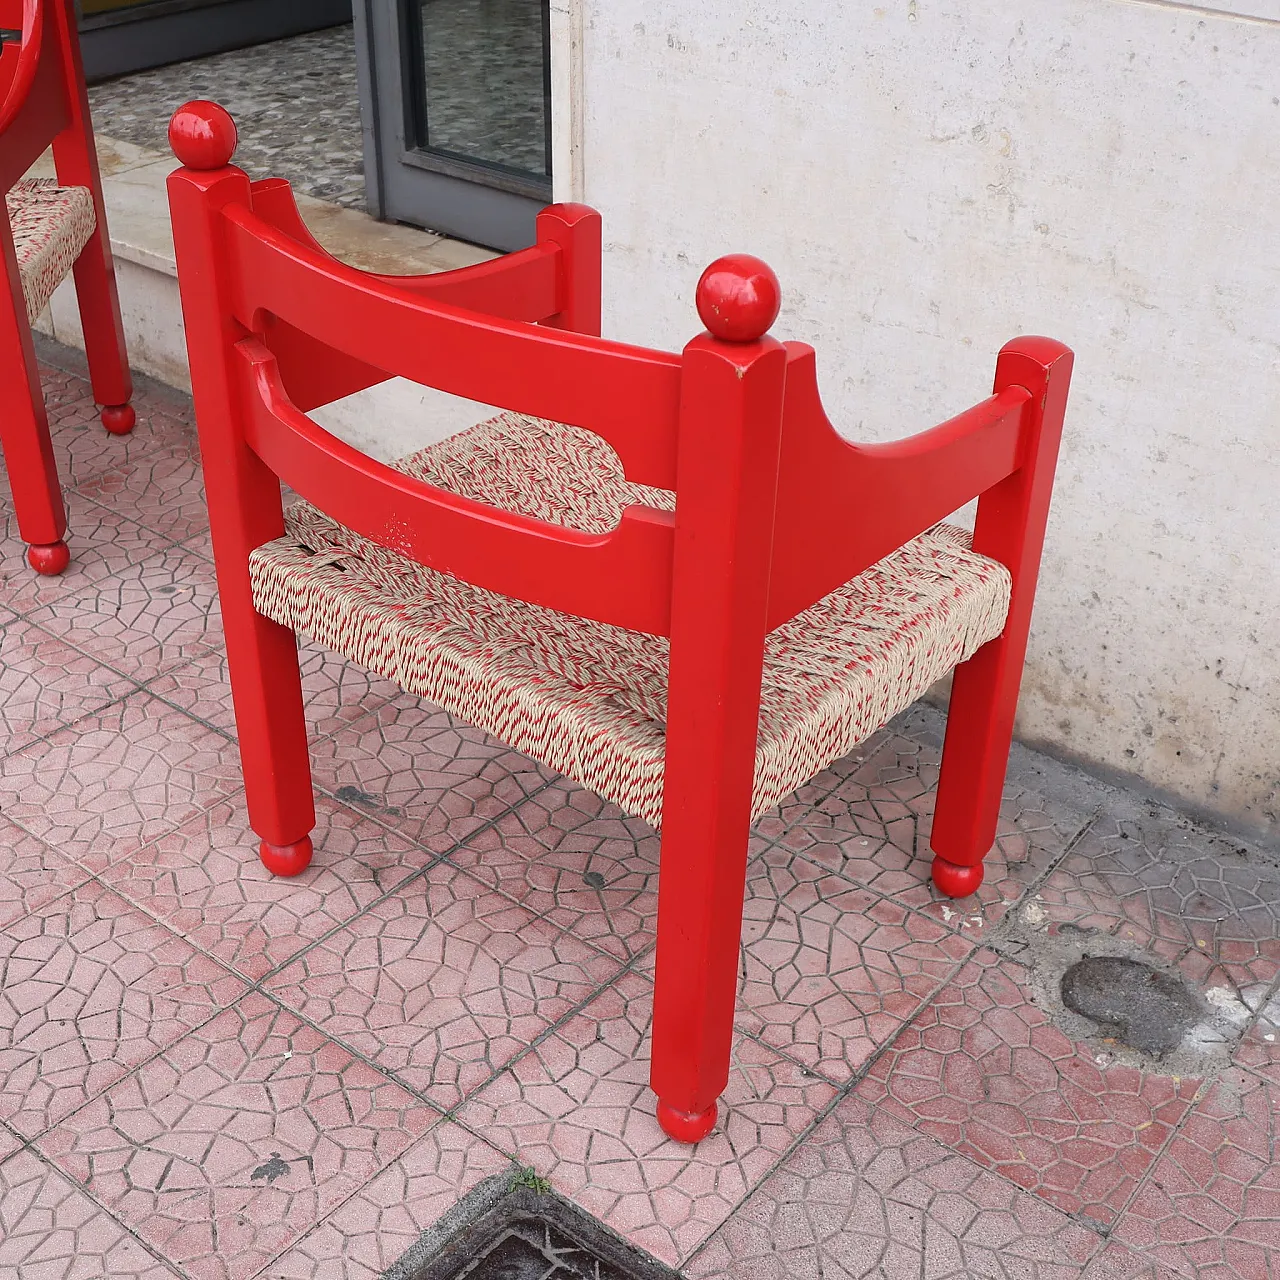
417 0 548 178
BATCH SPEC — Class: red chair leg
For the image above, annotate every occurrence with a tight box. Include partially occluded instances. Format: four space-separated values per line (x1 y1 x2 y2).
224 598 317 876
0 230 69 574
51 36 135 436
651 784 756 1143
70 231 134 435
166 145 314 871
930 339 1074 898
929 636 1017 897
207 432 315 873
650 298 787 1143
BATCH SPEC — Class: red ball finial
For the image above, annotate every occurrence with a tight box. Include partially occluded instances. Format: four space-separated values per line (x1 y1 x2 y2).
169 100 238 170
695 254 781 342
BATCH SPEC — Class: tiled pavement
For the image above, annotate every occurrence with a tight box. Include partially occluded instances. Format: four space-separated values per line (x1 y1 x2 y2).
0 348 1278 1279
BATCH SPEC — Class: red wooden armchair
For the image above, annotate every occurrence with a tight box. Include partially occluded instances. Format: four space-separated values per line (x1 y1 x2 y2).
0 0 133 575
168 101 1072 1144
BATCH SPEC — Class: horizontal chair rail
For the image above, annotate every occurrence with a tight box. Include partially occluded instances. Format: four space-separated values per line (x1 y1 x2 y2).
223 206 683 491
236 338 677 635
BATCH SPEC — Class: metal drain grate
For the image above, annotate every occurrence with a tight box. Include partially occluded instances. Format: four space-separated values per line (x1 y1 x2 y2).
387 1171 683 1280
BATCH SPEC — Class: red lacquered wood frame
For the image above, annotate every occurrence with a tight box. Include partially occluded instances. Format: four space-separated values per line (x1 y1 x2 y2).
0 0 133 574
167 100 1073 1145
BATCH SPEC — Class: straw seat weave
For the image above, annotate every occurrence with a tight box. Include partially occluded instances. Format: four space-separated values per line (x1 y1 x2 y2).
249 412 1012 828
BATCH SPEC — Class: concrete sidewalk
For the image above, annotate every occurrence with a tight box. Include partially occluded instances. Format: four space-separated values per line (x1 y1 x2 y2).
0 351 1274 1279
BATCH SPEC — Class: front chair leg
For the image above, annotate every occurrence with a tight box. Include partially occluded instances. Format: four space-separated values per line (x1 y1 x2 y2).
650 803 754 1142
650 690 761 1143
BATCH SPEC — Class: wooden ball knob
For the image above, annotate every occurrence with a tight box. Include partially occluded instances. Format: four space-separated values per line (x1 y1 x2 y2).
169 100 237 170
696 254 781 342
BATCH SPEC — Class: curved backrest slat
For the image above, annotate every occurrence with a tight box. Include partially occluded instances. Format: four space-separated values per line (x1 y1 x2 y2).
236 338 676 635
765 343 1032 628
248 175 564 325
0 0 70 192
222 207 683 491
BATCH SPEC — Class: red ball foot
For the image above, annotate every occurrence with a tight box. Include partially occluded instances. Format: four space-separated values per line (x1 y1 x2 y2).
656 1099 718 1143
26 540 70 575
931 855 985 899
259 836 313 876
101 403 135 435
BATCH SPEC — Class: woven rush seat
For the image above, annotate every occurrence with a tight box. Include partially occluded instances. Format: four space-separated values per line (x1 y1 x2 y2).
7 177 95 322
249 412 1012 828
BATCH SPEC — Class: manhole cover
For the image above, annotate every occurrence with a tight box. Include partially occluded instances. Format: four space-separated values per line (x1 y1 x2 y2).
390 1173 681 1280
1060 955 1202 1056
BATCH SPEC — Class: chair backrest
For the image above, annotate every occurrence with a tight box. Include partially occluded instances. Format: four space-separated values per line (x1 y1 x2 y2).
167 99 1072 650
0 0 101 196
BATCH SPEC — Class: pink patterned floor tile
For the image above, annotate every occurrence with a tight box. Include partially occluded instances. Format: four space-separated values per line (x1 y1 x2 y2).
0 616 136 756
0 814 88 931
0 489 157 615
37 992 438 1280
1033 814 1280 1008
23 543 222 681
308 696 553 853
266 1120 513 1280
74 440 208 545
684 1092 1102 1280
100 793 423 982
1108 1065 1280 1279
456 968 838 1267
265 860 623 1110
759 728 1091 935
0 692 244 870
450 784 661 961
49 384 194 491
148 640 403 740
0 1123 19 1161
0 1148 182 1280
180 526 214 562
0 879 245 1139
38 361 95 414
143 644 238 734
855 950 1200 1228
736 845 974 1083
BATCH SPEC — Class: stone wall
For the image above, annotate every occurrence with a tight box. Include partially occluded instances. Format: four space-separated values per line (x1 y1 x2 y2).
555 0 1280 840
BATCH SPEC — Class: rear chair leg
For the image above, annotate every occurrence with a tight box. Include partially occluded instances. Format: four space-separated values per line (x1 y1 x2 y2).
225 602 317 876
53 108 135 434
0 218 69 574
930 338 1074 899
72 232 135 435
929 634 1015 897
